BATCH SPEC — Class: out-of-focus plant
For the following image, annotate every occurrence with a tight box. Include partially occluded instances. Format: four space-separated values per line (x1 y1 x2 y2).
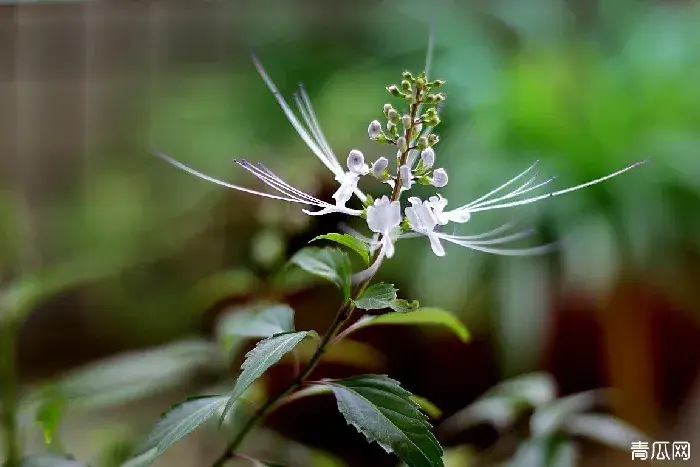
437 373 647 466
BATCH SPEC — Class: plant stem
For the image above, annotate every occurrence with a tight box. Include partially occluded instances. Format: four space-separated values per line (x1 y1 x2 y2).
1 318 20 467
211 279 372 467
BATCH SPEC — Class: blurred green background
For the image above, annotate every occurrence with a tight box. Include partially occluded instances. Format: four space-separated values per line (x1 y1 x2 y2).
2 0 700 466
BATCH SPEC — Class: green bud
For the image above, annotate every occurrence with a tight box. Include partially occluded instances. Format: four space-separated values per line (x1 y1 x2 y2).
402 71 415 82
428 134 440 146
418 136 429 150
387 85 405 98
416 72 427 88
383 103 393 115
429 79 446 88
401 80 412 92
387 108 399 122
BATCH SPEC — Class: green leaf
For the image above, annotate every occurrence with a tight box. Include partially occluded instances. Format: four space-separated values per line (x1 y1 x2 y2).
337 308 469 343
222 331 317 419
133 396 227 466
43 340 224 411
353 283 418 312
311 233 371 265
290 247 351 299
323 375 444 467
35 391 67 445
215 303 295 356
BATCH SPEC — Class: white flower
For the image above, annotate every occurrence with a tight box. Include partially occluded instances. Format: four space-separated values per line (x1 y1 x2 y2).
155 152 363 217
421 147 435 168
366 196 401 258
405 197 444 256
368 120 382 140
403 159 649 257
438 159 648 222
332 150 370 207
372 157 389 178
399 165 413 190
430 168 448 187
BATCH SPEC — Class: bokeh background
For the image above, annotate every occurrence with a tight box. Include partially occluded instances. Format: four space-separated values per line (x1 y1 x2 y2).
2 0 700 466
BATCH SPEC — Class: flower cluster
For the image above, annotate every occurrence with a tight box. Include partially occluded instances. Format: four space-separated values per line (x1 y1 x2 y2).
157 53 647 268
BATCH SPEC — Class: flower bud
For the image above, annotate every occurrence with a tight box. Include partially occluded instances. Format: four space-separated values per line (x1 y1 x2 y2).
401 80 412 91
383 103 393 114
402 71 414 81
421 147 435 168
400 165 413 189
430 168 448 188
387 109 399 122
428 134 439 145
402 115 412 128
347 149 366 174
372 157 389 178
414 122 423 134
429 79 446 88
396 136 407 151
387 85 403 97
368 120 382 140
418 136 429 150
406 149 419 167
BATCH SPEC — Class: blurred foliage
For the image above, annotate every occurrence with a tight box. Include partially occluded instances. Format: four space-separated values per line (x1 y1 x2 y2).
3 0 700 465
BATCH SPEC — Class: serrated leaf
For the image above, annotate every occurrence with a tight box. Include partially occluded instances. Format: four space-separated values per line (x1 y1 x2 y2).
132 396 227 466
323 375 444 467
311 233 371 265
290 247 351 299
215 303 295 356
11 455 86 467
353 283 418 312
337 308 469 343
563 413 647 449
222 331 317 418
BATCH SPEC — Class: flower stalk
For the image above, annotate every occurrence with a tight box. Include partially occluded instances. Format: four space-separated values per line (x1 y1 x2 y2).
211 274 376 467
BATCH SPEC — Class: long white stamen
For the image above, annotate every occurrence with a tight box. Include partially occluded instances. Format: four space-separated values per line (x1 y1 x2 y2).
249 161 325 205
440 229 536 246
451 219 520 241
294 86 367 203
438 234 559 256
472 176 557 209
463 160 540 209
352 249 385 284
234 159 321 206
296 86 341 173
339 223 375 244
469 160 649 213
155 151 304 204
251 53 344 178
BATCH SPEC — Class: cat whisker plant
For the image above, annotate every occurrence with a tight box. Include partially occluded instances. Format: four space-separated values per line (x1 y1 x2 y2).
135 40 647 467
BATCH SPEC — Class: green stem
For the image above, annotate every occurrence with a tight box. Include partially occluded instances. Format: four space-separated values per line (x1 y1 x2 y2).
1 319 20 467
211 279 372 467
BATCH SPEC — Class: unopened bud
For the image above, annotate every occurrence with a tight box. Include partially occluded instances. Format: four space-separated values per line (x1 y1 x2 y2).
387 85 403 97
372 157 389 178
400 165 413 189
402 71 414 81
418 136 429 150
421 147 435 168
396 136 407 151
387 109 399 122
428 134 440 145
430 79 446 88
416 75 426 88
347 149 366 174
402 115 412 128
414 122 423 134
401 80 412 91
430 168 448 188
368 120 382 140
406 149 419 167
383 103 393 115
